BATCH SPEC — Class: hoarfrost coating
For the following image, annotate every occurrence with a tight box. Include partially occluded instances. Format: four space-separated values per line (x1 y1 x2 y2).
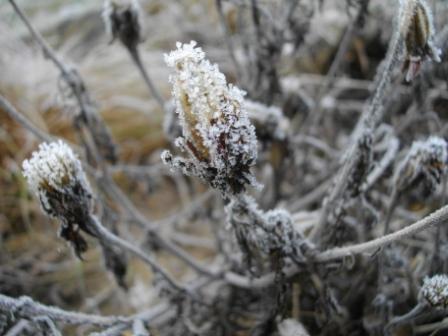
420 274 448 308
163 41 258 194
22 140 92 215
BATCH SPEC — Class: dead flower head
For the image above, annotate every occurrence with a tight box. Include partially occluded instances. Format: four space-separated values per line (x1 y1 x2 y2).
22 141 94 257
162 41 258 195
402 0 441 81
102 0 143 51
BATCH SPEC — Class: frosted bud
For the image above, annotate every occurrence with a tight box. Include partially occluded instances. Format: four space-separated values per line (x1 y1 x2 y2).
402 0 441 81
163 41 258 195
22 141 94 257
394 136 447 196
102 0 142 50
420 274 448 308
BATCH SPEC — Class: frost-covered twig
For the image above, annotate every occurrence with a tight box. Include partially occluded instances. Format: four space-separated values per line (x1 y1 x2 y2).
0 294 130 327
0 95 53 143
98 174 218 278
9 0 117 163
314 0 441 246
316 203 448 262
102 0 167 112
88 214 189 294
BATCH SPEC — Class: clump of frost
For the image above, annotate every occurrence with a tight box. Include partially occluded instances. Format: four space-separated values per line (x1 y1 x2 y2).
394 136 447 195
22 141 94 257
162 41 258 195
225 195 312 273
22 140 92 214
420 274 448 308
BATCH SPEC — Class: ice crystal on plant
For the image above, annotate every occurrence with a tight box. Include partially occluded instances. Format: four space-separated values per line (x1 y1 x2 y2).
394 136 447 195
162 41 258 195
420 274 448 308
22 141 94 257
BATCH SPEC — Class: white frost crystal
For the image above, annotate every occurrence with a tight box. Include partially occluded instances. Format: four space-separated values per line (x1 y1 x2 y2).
163 41 258 194
22 140 91 215
420 274 448 308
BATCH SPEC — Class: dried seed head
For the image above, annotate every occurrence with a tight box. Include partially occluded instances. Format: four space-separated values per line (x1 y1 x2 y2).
225 195 312 272
22 141 94 257
163 41 258 195
402 0 441 81
102 0 142 51
420 274 448 308
394 136 448 195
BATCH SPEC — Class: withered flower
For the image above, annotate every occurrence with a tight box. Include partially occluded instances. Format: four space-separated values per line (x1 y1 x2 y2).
102 0 142 51
162 41 258 195
402 0 441 81
22 141 94 257
393 136 447 196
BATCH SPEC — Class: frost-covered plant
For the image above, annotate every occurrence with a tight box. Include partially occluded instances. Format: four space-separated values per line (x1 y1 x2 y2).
22 141 94 256
419 274 448 308
226 195 312 273
401 0 441 81
393 136 448 196
102 0 142 51
161 41 258 195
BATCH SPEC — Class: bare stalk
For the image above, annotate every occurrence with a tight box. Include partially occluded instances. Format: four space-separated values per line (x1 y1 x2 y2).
0 294 130 327
88 215 189 295
316 203 448 262
127 47 167 112
313 0 416 243
0 95 53 143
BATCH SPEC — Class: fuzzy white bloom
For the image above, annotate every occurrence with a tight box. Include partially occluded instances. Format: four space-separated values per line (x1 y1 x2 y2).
22 140 91 214
420 274 448 308
163 41 258 194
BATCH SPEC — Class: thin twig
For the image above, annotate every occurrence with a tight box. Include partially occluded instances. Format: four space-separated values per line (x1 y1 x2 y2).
89 215 189 295
0 294 130 327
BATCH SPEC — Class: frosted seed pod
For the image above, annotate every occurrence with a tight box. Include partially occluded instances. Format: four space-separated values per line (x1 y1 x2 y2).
402 0 441 81
22 141 93 256
163 41 258 195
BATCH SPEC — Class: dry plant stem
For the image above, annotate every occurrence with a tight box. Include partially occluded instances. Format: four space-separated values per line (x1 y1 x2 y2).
386 302 426 332
7 0 214 278
8 0 91 117
306 8 359 131
414 317 448 334
0 92 214 280
316 203 448 262
88 215 189 295
229 203 448 289
216 0 242 77
313 0 415 242
0 294 130 327
0 95 53 143
8 0 70 82
99 174 218 278
361 136 400 192
127 47 166 112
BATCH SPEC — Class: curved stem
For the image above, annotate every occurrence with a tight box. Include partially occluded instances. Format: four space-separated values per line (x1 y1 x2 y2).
88 215 188 295
316 204 448 262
